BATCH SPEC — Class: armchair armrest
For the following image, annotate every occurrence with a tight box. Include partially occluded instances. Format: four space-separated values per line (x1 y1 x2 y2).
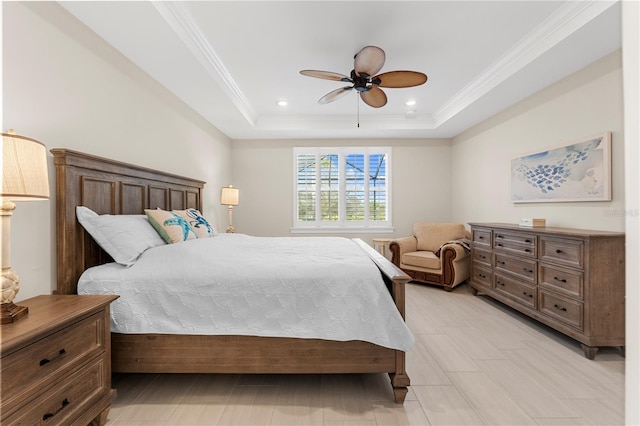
389 236 417 267
439 243 471 287
439 243 470 259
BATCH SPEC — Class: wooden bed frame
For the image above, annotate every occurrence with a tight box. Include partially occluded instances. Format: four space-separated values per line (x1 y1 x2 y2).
51 148 412 403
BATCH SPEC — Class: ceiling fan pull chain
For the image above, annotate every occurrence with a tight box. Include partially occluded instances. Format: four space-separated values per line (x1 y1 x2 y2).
357 95 360 128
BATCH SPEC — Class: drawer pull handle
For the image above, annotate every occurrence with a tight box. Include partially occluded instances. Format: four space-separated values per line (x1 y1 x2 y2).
553 276 568 283
523 292 533 298
39 349 67 366
497 243 503 247
498 261 505 265
496 235 503 239
42 398 69 421
524 268 533 273
497 281 505 286
478 273 486 279
525 239 531 243
524 248 531 253
478 236 484 239
555 249 563 254
554 304 567 312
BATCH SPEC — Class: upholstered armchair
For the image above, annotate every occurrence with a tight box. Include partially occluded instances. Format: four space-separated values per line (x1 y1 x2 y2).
389 222 471 291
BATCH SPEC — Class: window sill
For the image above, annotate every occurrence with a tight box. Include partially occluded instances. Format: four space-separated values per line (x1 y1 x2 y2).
290 226 394 234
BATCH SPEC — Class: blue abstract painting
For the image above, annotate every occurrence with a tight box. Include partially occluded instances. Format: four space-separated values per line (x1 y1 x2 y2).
511 133 611 202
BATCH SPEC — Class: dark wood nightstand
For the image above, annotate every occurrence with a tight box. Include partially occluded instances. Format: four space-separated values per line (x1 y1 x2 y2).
1 294 118 425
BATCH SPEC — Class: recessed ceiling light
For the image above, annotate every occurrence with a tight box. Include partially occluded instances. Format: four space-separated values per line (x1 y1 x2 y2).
405 100 416 106
277 100 288 107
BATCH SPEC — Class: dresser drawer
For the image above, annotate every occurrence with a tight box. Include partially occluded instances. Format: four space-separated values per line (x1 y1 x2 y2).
494 273 537 309
1 312 105 415
539 291 584 331
472 228 492 248
471 263 492 289
539 264 583 299
494 253 536 283
540 237 583 268
472 247 492 266
3 356 107 426
494 231 536 258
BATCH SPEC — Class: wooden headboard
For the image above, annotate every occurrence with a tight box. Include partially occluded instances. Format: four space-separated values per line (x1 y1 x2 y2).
51 149 205 295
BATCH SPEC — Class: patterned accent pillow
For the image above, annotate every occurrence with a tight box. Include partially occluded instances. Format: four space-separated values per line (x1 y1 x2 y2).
76 206 166 266
145 208 197 244
173 208 218 238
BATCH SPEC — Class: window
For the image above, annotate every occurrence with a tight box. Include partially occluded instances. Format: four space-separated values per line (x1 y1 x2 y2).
293 147 392 232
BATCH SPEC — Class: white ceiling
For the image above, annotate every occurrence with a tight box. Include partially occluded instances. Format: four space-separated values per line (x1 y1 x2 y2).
59 1 621 140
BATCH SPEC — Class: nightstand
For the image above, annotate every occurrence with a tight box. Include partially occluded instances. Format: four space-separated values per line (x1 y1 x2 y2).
1 294 118 425
372 237 393 258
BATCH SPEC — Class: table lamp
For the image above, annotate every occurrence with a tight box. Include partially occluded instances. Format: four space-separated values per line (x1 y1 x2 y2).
1 130 50 323
220 185 239 233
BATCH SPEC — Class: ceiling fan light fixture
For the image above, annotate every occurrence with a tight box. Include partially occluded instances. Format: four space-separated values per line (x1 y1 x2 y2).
276 100 288 107
299 45 427 110
405 99 416 106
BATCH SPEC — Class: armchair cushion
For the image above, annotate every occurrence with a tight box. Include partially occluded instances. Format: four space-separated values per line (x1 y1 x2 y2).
402 251 441 270
413 222 466 252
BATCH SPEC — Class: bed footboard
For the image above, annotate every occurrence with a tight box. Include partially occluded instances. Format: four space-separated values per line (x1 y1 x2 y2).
353 238 412 403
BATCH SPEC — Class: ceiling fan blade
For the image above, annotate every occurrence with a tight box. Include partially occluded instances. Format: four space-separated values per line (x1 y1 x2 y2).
360 86 387 108
318 86 353 104
300 70 350 81
374 71 428 88
354 46 385 77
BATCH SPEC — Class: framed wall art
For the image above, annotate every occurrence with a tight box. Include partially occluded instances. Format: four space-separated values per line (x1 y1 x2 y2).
511 132 611 203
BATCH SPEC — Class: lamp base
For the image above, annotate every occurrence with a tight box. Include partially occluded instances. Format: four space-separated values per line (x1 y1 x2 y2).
1 302 28 324
225 225 235 233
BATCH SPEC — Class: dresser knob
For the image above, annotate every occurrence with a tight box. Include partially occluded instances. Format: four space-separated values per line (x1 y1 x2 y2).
556 249 563 254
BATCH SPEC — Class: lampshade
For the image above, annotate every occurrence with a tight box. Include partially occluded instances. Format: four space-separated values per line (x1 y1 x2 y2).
2 132 50 200
220 186 239 206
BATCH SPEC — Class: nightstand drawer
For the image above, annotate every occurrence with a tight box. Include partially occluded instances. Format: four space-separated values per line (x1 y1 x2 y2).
3 356 107 426
1 312 105 414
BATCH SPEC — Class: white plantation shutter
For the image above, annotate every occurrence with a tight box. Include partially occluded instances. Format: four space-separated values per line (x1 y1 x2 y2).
293 147 392 232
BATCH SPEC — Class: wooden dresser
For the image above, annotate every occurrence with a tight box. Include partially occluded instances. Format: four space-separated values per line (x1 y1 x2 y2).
468 223 625 359
1 295 118 425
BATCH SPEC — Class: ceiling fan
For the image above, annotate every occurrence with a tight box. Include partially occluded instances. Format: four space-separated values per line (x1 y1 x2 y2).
299 46 427 108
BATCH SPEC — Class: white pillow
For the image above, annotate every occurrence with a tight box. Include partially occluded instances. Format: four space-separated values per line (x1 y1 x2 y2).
76 206 166 266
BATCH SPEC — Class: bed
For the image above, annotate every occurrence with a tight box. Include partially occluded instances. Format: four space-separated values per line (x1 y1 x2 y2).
51 148 413 403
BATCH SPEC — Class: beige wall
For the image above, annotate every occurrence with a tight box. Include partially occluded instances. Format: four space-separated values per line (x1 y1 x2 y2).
451 51 625 232
622 1 640 422
3 2 232 300
230 138 452 244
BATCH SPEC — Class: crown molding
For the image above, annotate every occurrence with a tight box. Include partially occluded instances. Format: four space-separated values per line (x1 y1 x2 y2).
433 0 618 127
152 1 257 127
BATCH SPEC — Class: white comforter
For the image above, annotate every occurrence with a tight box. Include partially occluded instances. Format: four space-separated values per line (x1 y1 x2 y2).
78 234 415 351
